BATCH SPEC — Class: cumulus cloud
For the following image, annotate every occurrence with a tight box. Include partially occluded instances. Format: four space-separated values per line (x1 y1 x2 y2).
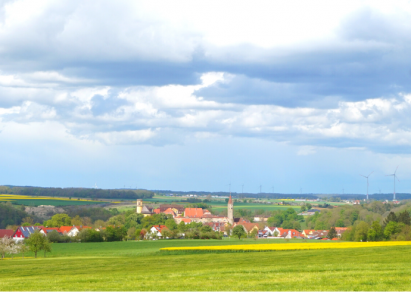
0 0 411 155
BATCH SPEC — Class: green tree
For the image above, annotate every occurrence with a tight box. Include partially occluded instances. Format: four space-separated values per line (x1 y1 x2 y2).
300 205 307 212
354 221 369 242
383 221 403 239
383 212 397 226
127 227 136 240
327 227 337 239
398 211 411 225
165 219 178 231
232 225 246 240
42 240 52 258
71 215 83 226
25 231 49 258
201 225 213 233
367 221 383 241
306 203 312 210
250 228 258 239
178 221 187 233
44 214 72 227
104 226 126 242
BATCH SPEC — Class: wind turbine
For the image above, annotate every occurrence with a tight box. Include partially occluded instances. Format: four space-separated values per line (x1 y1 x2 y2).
360 171 373 200
386 166 400 201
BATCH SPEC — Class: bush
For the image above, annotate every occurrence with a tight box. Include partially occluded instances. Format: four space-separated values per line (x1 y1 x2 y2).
47 230 70 243
77 229 103 242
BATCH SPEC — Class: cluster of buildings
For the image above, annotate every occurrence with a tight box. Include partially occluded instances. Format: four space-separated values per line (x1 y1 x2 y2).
137 197 348 239
1 225 92 242
0 196 350 242
259 227 347 239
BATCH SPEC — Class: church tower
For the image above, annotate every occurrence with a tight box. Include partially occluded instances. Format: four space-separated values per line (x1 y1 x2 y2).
228 194 234 225
136 199 143 214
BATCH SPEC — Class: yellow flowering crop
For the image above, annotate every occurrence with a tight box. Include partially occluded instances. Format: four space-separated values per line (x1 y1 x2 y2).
160 241 411 252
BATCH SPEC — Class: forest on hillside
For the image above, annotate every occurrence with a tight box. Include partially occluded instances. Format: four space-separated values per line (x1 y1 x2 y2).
0 186 154 200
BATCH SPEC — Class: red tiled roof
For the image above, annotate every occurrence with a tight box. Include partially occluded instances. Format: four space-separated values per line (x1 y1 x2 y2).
163 208 176 216
184 208 204 218
228 195 232 204
0 229 14 238
331 238 339 240
153 208 161 214
181 218 191 223
59 226 74 233
303 229 315 234
151 225 167 231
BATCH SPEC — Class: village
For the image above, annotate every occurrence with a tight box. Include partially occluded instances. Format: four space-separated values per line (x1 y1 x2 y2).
1 195 346 246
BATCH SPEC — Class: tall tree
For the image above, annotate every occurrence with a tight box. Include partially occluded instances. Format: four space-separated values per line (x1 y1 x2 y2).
383 212 397 226
25 231 49 258
398 211 411 225
367 221 383 241
232 225 246 240
327 227 337 239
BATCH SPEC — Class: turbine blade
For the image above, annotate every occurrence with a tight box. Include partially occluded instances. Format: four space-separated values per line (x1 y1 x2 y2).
395 166 399 174
368 171 374 176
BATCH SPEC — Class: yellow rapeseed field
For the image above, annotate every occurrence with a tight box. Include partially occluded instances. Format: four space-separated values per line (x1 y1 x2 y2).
160 241 411 252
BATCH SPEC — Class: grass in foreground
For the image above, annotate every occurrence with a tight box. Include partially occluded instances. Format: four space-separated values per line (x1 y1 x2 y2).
1 239 411 291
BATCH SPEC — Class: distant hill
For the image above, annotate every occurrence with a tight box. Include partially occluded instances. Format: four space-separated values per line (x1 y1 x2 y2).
339 193 411 201
152 190 319 200
0 186 154 200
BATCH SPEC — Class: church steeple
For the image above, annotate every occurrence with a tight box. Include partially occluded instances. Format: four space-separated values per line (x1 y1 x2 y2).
227 194 234 225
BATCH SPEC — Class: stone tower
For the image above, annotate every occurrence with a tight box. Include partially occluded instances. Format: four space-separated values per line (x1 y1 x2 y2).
136 199 143 214
227 194 234 225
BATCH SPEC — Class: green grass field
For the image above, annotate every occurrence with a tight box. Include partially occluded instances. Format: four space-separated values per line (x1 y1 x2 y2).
9 199 104 207
1 239 411 291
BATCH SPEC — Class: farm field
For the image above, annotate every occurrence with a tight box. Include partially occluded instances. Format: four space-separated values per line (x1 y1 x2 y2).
0 194 105 207
211 203 301 212
1 239 411 291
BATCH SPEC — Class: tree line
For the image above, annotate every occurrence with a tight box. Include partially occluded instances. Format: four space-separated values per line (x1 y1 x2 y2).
0 186 154 200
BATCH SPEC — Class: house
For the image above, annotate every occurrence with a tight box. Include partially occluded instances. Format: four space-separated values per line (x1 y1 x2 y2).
263 226 283 237
148 225 169 239
158 204 185 215
353 200 361 205
13 226 42 242
57 226 91 237
279 229 303 239
39 227 62 235
253 216 269 222
308 230 329 239
239 223 260 234
302 229 316 237
0 229 14 238
335 227 348 238
184 208 205 218
163 208 177 217
204 222 226 233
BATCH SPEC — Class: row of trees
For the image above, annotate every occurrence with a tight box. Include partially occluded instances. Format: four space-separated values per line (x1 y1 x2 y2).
0 186 154 200
305 201 408 230
343 211 411 241
266 208 304 230
0 202 34 229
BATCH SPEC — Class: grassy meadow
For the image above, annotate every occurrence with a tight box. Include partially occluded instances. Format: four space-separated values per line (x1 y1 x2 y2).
1 239 411 291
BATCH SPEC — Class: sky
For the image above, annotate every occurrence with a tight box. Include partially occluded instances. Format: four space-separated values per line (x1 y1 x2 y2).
1 0 411 195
